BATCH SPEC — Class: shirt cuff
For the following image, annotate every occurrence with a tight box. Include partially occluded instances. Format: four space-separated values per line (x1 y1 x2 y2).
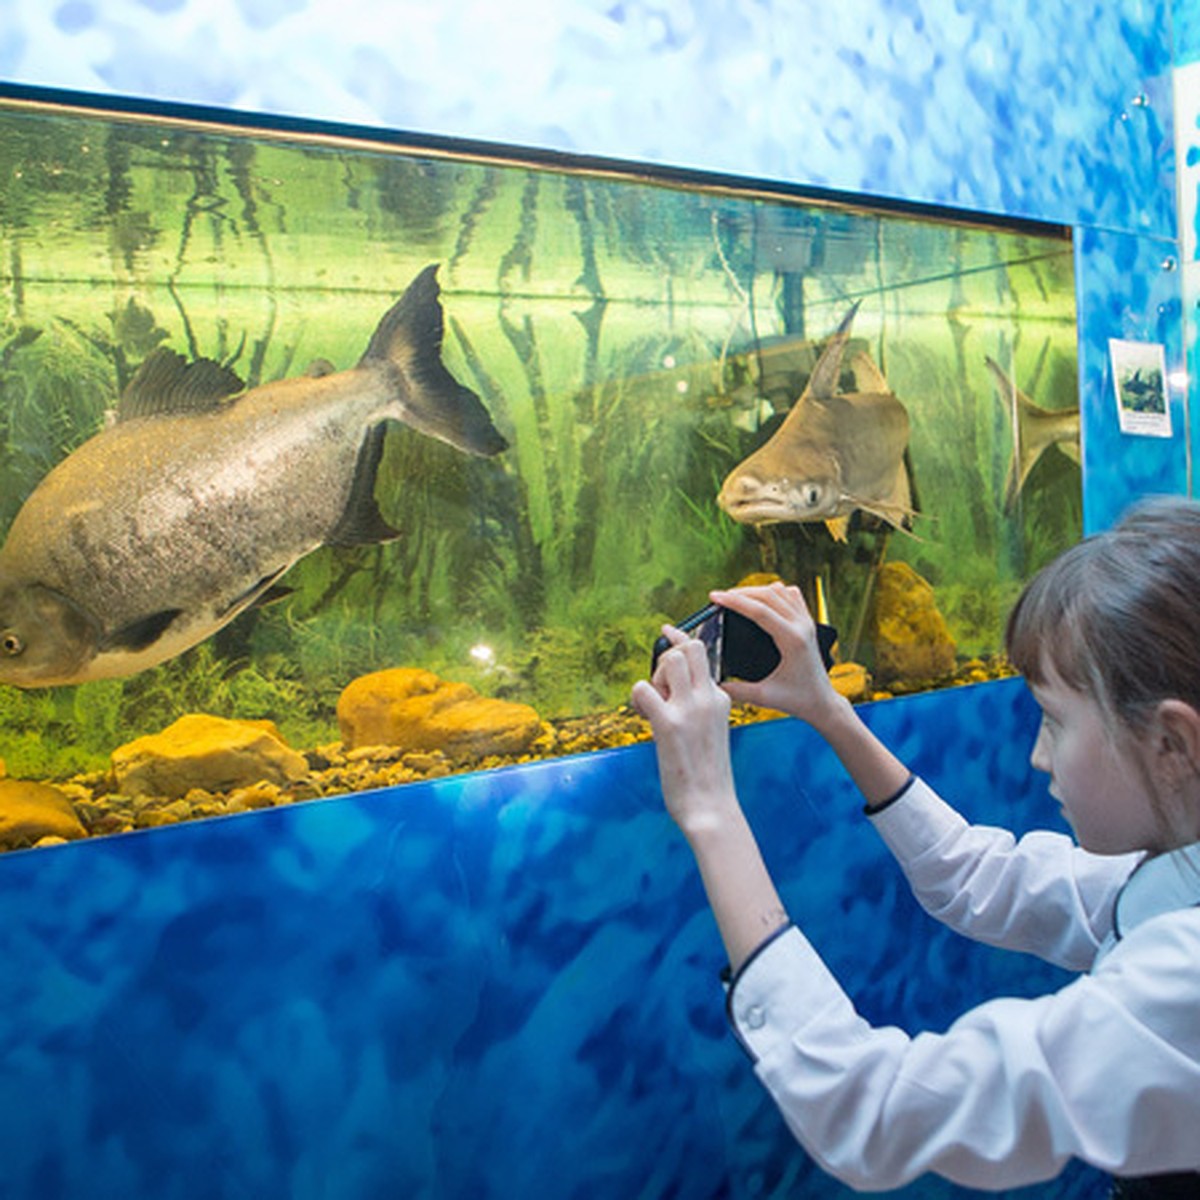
723 925 847 1063
862 772 916 816
867 776 969 862
720 920 794 995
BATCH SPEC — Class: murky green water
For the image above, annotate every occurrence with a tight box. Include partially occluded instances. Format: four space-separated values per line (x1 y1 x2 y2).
0 96 1079 784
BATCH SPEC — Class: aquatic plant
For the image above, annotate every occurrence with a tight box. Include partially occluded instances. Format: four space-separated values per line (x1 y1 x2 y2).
0 103 1082 797
114 643 334 750
0 321 115 526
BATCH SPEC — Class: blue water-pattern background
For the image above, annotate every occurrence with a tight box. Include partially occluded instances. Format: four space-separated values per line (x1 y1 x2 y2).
0 0 1191 519
0 682 1104 1200
1 0 1197 1196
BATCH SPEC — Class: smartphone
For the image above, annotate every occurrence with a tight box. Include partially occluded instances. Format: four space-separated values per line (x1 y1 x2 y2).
650 602 837 682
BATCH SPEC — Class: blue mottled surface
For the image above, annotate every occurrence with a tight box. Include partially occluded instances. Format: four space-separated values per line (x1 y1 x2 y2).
0 2 1192 1195
1075 230 1187 532
1174 58 1200 497
0 681 1104 1198
1175 0 1200 66
0 0 1178 237
0 0 1190 522
0 0 1190 518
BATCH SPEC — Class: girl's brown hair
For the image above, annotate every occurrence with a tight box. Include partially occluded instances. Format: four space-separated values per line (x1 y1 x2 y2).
1005 495 1200 734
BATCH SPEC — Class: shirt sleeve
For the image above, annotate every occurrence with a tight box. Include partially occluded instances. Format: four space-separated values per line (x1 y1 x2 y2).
868 777 1138 970
726 913 1200 1190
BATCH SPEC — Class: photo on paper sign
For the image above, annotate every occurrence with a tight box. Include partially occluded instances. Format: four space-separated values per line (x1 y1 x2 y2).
1109 338 1171 437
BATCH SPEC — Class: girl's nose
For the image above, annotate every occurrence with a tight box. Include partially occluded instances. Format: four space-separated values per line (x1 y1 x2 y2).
1029 723 1050 774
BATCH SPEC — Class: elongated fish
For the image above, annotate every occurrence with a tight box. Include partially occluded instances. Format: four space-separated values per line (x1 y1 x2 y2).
984 355 1080 514
717 303 914 542
0 265 507 688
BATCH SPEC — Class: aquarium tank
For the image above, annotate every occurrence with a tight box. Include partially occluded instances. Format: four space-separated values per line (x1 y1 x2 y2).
0 87 1081 851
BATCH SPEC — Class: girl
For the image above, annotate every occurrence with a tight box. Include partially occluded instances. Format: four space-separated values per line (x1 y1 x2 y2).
632 496 1200 1197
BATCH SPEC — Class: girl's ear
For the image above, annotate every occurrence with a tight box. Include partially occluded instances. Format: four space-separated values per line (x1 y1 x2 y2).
1151 699 1200 787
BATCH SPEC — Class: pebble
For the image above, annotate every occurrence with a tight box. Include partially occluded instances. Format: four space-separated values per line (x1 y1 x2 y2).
5 655 1015 852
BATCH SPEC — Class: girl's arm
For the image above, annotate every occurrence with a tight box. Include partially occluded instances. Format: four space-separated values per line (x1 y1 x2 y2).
631 581 914 971
631 633 789 972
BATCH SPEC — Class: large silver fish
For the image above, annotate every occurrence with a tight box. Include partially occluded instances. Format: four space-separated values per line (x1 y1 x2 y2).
984 355 1080 514
717 303 914 542
0 265 507 688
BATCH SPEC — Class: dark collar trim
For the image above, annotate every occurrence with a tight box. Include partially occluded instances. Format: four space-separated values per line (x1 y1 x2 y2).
1113 843 1200 944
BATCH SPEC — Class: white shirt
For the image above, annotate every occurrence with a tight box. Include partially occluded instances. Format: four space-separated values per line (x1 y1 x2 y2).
726 777 1200 1191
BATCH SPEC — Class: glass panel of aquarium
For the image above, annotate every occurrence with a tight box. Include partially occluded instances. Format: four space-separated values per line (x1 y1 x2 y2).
0 87 1080 848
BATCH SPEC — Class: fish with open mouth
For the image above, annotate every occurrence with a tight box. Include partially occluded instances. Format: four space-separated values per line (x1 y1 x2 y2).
0 264 507 688
716 303 914 542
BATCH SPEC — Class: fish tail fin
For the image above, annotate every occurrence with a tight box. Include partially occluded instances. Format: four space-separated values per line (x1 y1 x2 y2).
361 264 508 457
986 355 1042 514
901 446 920 529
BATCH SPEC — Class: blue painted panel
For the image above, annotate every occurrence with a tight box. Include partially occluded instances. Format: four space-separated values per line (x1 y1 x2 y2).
0 680 1104 1198
0 0 1177 237
1174 58 1200 495
1173 0 1200 66
1074 228 1188 531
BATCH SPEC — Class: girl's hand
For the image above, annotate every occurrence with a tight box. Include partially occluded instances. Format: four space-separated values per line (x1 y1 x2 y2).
711 582 843 729
631 628 739 838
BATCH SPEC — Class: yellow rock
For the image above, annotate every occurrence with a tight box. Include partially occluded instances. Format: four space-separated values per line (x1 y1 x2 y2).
136 809 181 829
735 572 783 588
226 782 282 812
829 661 872 702
338 667 542 758
0 779 86 849
869 562 957 685
112 714 308 800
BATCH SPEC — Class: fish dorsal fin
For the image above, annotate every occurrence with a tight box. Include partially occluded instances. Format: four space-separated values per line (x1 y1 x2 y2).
118 348 244 420
986 355 1044 513
804 301 861 401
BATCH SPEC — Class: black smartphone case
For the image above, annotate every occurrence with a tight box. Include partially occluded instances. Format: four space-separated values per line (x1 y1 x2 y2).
650 602 837 682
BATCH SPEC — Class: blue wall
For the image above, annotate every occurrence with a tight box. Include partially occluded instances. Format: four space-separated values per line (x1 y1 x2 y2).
0 0 1188 521
0 2 1192 1196
0 0 1179 233
0 681 1105 1199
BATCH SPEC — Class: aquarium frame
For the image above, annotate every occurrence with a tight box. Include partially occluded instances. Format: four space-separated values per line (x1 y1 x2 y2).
0 80 1072 246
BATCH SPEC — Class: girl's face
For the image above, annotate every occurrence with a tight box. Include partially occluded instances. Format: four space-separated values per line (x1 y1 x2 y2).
1028 664 1163 855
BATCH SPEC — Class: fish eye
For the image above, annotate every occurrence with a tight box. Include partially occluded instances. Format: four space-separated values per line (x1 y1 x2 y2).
801 484 823 509
1 631 23 657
